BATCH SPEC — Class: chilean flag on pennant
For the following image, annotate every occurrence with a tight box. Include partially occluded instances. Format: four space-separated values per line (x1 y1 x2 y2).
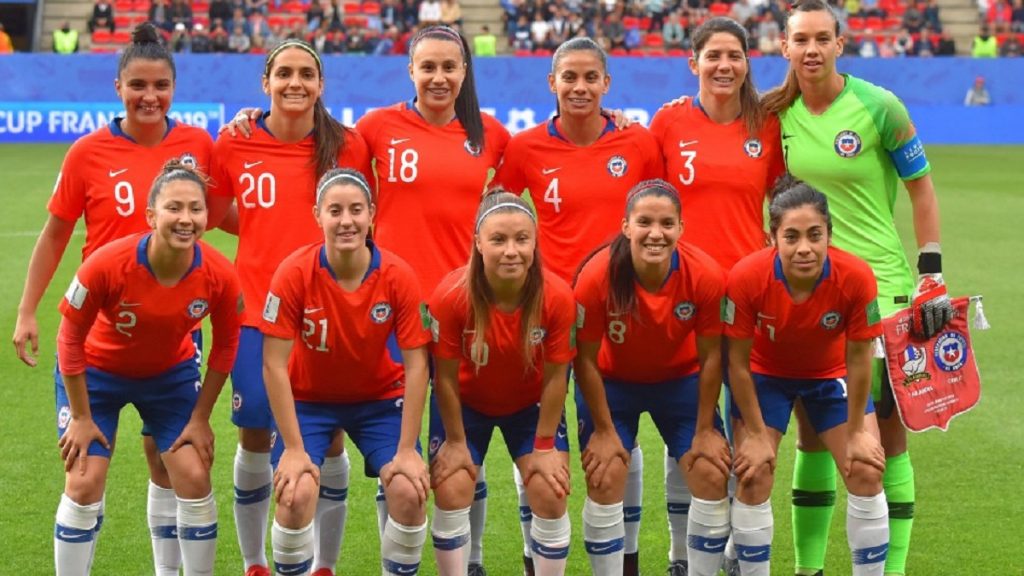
880 296 984 432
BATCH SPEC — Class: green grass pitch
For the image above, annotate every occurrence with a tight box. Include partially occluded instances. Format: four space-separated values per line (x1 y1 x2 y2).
1 144 1021 575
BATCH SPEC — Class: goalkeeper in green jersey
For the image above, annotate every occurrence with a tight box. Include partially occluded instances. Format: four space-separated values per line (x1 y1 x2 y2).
761 1 954 575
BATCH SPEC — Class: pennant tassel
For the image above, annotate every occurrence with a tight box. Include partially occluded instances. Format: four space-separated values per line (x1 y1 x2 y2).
872 336 886 359
971 295 991 331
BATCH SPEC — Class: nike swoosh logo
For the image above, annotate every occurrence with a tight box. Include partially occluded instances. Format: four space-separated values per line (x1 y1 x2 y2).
243 160 263 169
195 528 216 538
703 542 726 551
590 543 616 553
304 307 323 314
679 140 698 147
756 313 775 320
322 488 347 498
542 167 561 175
109 169 128 177
557 431 567 439
782 133 796 140
741 550 763 559
58 531 90 540
278 566 306 575
120 300 141 307
390 137 411 146
867 550 885 560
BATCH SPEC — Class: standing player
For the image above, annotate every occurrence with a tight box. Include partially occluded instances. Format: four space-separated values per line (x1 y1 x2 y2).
573 179 730 576
492 37 663 575
12 23 213 576
763 2 951 574
428 192 575 576
53 161 241 576
207 40 373 576
648 17 785 575
723 178 889 576
260 168 431 576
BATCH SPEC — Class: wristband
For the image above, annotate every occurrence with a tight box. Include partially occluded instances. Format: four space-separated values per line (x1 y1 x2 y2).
533 436 555 451
917 252 942 275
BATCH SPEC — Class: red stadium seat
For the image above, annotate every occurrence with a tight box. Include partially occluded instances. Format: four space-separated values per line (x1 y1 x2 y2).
114 15 132 29
514 48 531 56
288 16 305 28
284 1 305 12
344 2 361 14
667 48 688 56
644 32 663 46
609 47 628 55
362 2 381 15
889 3 906 16
343 14 367 26
534 48 552 55
639 17 651 29
748 48 762 57
865 16 883 29
884 17 902 29
112 30 132 43
193 15 209 28
996 32 1010 45
268 15 287 27
709 2 730 15
847 16 865 29
622 16 640 29
133 0 151 11
115 0 134 12
92 29 113 43
645 48 666 56
192 0 209 12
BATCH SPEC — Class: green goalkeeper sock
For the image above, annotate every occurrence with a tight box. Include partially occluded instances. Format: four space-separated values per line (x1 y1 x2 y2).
883 452 915 575
792 449 836 573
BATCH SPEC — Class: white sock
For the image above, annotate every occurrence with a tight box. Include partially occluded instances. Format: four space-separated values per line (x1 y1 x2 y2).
55 493 100 576
623 445 643 555
469 463 487 565
530 513 571 576
582 498 624 575
148 482 181 576
375 480 388 539
234 445 272 570
664 448 691 563
848 492 889 576
314 453 350 572
432 506 471 575
731 499 772 576
178 492 218 576
686 497 730 576
272 521 313 576
86 495 104 574
513 465 532 559
382 516 427 575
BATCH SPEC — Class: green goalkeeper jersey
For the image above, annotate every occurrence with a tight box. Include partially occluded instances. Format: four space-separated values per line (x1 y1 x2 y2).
780 74 930 311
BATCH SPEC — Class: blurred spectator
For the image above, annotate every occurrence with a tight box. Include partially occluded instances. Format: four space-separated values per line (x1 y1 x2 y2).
323 29 346 52
878 35 896 57
549 8 570 44
150 0 174 32
227 6 249 34
845 0 861 17
373 25 399 53
169 0 194 31
662 9 685 48
922 0 942 32
347 27 367 51
474 24 498 55
512 15 532 50
1012 0 1024 31
893 28 913 56
324 1 344 31
249 11 271 38
402 0 420 28
266 23 286 50
1000 32 1021 54
228 22 251 51
859 30 878 57
964 76 990 105
311 26 327 51
566 11 584 37
859 0 882 18
419 0 442 25
988 0 1012 32
380 0 401 29
730 0 756 27
936 32 956 54
915 27 936 56
209 18 230 51
209 0 233 23
531 12 550 47
53 22 79 53
0 22 14 53
756 13 780 44
246 0 269 16
307 1 325 30
841 29 860 55
971 24 999 56
88 0 115 34
902 3 924 33
441 0 463 26
602 12 626 49
644 0 666 32
171 22 192 51
758 24 782 54
250 33 267 53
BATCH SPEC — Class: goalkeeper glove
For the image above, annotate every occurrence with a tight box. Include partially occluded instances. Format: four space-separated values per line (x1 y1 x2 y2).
911 245 953 339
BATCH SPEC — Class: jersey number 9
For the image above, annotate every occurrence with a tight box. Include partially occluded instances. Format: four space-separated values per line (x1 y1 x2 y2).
114 181 135 217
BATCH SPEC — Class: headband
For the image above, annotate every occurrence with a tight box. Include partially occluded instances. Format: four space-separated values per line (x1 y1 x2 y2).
627 179 678 203
475 202 536 232
265 40 322 77
316 172 372 205
412 25 466 55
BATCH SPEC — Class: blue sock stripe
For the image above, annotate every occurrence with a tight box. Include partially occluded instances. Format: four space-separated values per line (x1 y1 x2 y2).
55 523 96 543
433 533 470 550
179 524 218 541
687 535 728 553
585 537 625 555
735 543 771 563
531 540 570 560
667 502 691 515
94 514 104 534
474 482 488 500
376 484 386 502
275 559 313 575
623 506 642 523
852 543 889 565
519 505 532 522
319 485 349 501
234 483 272 505
382 558 421 574
150 525 178 539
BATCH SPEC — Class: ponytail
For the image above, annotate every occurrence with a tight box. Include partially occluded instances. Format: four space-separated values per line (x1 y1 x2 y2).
410 26 485 152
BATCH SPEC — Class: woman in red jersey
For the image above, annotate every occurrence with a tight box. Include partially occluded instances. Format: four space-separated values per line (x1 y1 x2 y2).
428 191 575 576
724 176 888 576
260 168 431 576
53 161 241 576
13 23 215 575
207 39 373 576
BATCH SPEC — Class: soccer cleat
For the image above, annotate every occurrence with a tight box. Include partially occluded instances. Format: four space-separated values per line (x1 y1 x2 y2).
795 572 823 576
666 559 689 576
245 566 270 576
312 569 335 576
624 551 639 576
523 555 535 576
468 562 488 576
722 556 740 576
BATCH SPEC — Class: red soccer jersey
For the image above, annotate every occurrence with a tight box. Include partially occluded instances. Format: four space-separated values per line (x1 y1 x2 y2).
259 242 431 404
59 233 242 378
429 267 576 417
649 101 785 270
209 116 373 326
48 118 214 261
575 243 724 383
724 247 883 379
356 102 511 291
492 117 665 283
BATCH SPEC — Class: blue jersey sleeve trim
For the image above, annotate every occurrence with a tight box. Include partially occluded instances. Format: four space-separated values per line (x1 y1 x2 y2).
889 135 929 179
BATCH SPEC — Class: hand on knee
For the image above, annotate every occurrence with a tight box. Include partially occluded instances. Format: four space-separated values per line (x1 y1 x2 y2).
275 474 318 528
386 473 426 525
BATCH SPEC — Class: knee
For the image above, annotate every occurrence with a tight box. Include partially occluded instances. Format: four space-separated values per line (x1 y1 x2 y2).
845 461 884 496
276 474 318 528
172 463 212 499
584 457 627 505
527 480 568 519
64 462 106 504
737 466 774 505
432 469 475 510
385 474 425 524
686 457 728 500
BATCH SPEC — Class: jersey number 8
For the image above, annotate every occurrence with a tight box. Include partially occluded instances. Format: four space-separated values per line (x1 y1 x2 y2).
608 320 627 344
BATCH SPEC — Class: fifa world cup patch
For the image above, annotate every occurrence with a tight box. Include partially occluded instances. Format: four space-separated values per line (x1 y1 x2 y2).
370 302 393 324
262 292 281 323
64 275 89 310
187 298 209 319
834 130 862 158
720 297 736 325
606 155 628 178
743 138 763 158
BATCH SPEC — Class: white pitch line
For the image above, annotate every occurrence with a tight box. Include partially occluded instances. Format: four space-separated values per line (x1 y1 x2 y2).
0 230 84 238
